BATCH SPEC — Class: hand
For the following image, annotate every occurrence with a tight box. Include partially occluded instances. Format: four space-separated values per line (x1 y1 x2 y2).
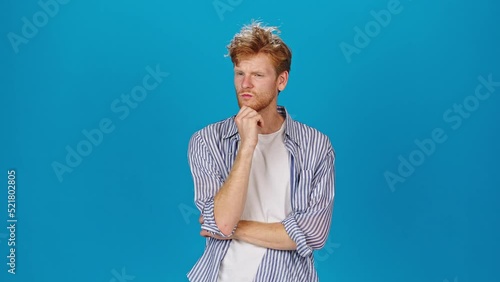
200 229 233 240
234 106 264 150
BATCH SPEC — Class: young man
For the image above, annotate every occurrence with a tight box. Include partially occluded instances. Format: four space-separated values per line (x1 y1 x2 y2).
187 21 336 282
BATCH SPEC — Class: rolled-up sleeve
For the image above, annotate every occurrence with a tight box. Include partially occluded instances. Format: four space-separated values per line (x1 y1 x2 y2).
188 132 235 237
282 147 335 257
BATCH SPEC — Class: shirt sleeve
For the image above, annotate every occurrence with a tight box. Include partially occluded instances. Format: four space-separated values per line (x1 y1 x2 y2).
281 146 335 257
188 131 236 238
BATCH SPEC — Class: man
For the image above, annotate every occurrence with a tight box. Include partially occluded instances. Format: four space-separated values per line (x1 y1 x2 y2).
187 21 335 282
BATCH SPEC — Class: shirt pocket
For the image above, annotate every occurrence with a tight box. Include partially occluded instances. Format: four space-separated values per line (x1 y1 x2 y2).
293 169 314 213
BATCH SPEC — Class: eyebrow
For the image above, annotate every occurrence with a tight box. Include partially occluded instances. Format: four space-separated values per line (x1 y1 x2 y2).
234 69 266 74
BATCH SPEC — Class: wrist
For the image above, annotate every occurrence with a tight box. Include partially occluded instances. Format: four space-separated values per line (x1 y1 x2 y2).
237 144 255 157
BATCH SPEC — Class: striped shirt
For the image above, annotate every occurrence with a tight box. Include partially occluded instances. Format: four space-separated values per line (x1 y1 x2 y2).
187 105 335 282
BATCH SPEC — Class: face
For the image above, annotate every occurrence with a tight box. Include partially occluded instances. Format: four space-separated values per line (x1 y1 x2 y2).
234 53 288 112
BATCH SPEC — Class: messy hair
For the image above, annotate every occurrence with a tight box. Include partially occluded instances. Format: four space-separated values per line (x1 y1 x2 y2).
226 20 292 76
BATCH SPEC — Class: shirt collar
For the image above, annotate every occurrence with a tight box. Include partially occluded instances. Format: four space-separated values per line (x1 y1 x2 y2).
222 105 301 147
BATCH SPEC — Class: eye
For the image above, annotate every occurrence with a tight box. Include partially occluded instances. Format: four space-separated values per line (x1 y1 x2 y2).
254 74 263 77
236 71 244 76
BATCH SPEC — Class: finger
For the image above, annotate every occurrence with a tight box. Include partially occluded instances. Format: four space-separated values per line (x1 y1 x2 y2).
198 215 204 224
240 111 259 122
200 230 210 238
249 114 264 128
239 105 259 116
213 234 231 240
236 106 255 119
241 109 263 123
256 114 264 127
237 106 253 117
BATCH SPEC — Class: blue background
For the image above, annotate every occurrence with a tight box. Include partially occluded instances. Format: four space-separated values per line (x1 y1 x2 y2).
1 0 499 281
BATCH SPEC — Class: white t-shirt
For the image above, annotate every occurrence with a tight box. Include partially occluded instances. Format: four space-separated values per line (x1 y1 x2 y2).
218 121 291 282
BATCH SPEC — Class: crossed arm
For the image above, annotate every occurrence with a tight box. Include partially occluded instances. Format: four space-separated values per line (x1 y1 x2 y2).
189 135 297 250
200 217 297 250
188 132 335 255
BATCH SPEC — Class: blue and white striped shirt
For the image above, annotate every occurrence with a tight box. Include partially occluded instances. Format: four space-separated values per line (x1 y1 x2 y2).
187 106 335 282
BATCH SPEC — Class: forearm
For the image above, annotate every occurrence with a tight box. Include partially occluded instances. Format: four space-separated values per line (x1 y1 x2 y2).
213 146 254 235
233 220 297 250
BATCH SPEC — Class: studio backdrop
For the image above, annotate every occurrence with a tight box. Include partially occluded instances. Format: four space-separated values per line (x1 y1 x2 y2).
1 0 499 281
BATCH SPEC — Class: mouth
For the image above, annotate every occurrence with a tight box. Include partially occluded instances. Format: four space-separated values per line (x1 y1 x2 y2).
240 93 253 98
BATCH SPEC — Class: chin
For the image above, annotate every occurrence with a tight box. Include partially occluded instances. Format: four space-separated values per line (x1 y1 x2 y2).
238 100 254 108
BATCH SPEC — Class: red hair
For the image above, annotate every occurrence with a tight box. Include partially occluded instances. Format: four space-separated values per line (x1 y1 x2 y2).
226 21 292 76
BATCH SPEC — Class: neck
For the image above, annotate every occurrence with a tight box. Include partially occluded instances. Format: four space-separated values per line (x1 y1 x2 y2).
257 104 285 134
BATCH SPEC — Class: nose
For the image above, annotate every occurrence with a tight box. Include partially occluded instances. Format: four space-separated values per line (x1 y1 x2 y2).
241 75 253 89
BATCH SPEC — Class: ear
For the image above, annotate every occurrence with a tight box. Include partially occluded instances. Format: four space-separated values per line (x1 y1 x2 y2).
277 71 289 92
